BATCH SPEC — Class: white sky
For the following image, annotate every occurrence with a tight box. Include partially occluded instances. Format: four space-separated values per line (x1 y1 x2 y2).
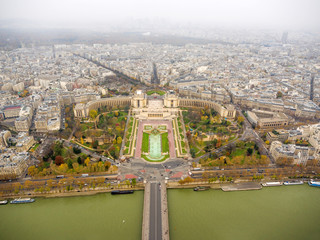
1 0 319 30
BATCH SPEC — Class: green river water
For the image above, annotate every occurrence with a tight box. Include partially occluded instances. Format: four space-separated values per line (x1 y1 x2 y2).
168 185 320 240
0 191 144 240
0 185 319 240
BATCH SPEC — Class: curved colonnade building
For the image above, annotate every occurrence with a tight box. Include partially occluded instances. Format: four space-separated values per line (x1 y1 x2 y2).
74 90 236 120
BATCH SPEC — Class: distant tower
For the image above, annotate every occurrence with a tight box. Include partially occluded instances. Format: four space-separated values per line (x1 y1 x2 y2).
281 32 288 44
52 45 56 59
310 74 315 101
151 63 159 85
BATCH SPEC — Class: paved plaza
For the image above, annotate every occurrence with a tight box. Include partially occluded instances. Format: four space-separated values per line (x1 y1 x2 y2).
135 120 176 160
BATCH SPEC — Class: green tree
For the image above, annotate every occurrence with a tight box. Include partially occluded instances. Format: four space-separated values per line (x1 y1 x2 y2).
190 148 196 158
89 109 98 120
276 91 283 98
77 156 82 165
67 159 73 169
92 140 99 149
54 141 63 156
132 178 136 187
219 176 226 182
247 148 253 156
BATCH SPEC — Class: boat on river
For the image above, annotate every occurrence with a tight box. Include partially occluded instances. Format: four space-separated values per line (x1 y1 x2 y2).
308 180 320 187
283 180 304 185
111 190 134 195
0 200 8 205
10 198 35 204
194 186 210 191
261 182 282 187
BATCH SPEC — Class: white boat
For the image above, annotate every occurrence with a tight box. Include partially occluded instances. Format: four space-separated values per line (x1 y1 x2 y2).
308 180 320 187
261 182 282 187
0 200 8 205
10 198 35 204
283 180 304 185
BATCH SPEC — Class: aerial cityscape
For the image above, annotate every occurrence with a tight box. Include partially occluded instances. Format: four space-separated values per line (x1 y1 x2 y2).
0 0 320 240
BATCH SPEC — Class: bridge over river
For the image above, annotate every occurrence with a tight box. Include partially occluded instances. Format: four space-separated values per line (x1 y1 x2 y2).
142 182 169 240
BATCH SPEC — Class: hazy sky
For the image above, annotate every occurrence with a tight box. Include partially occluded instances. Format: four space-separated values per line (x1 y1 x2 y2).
1 0 320 30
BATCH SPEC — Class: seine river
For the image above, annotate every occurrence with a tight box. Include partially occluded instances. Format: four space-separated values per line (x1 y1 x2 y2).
168 185 320 240
0 191 144 240
0 185 319 240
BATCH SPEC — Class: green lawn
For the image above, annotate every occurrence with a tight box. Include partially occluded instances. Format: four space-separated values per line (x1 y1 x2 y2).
146 90 166 96
142 132 149 153
80 122 95 131
141 154 169 162
231 148 246 157
124 148 129 154
31 143 40 151
161 132 169 153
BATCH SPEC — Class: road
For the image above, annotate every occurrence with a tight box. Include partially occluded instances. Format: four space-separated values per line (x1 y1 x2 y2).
119 158 189 182
149 182 162 240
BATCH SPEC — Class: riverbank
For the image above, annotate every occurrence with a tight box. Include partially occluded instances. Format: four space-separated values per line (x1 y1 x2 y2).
167 179 263 191
1 178 313 200
0 186 144 200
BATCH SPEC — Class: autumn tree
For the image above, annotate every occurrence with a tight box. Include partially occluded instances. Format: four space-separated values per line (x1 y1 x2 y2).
89 109 98 120
24 180 33 189
237 116 244 125
55 156 64 166
85 157 91 167
58 163 69 173
28 166 39 176
259 155 269 165
104 161 111 171
178 176 194 185
47 179 54 188
65 107 70 114
276 157 293 166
